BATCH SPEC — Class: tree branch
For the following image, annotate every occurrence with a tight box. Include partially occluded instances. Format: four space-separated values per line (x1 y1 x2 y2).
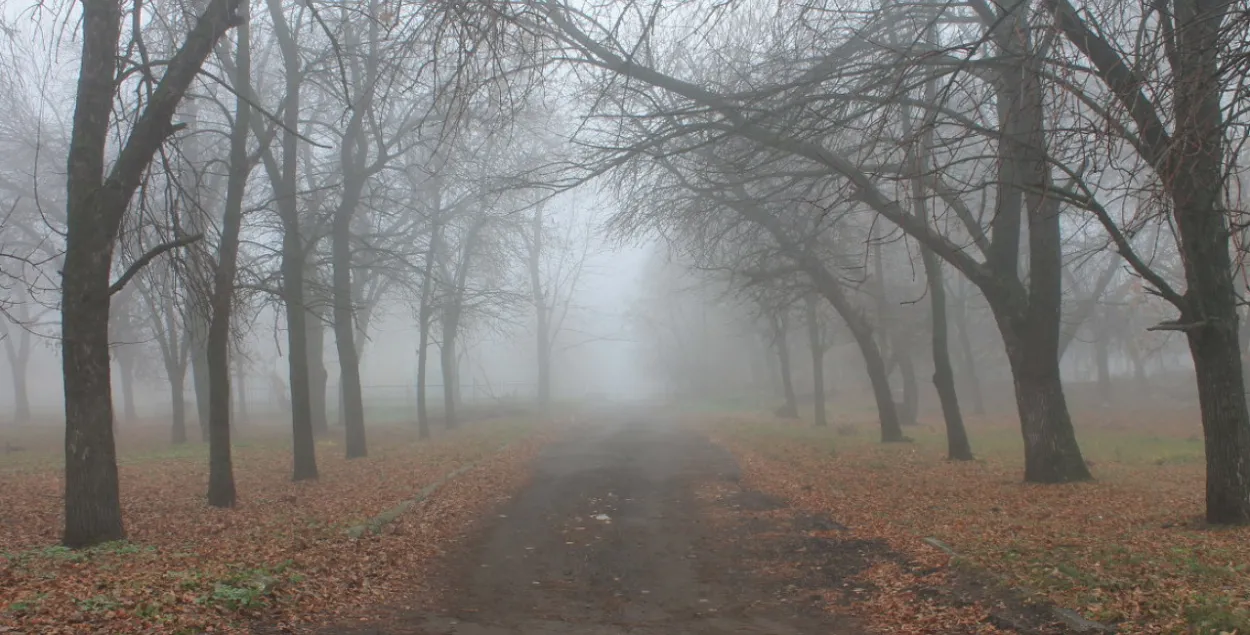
109 234 204 296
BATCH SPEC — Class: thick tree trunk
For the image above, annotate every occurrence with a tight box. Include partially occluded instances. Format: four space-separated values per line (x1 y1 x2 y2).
1170 0 1250 525
804 294 828 428
62 228 124 547
995 307 1091 482
1189 325 1250 523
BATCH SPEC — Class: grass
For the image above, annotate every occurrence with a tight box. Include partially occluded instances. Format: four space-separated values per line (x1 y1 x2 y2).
0 417 552 634
705 404 1250 634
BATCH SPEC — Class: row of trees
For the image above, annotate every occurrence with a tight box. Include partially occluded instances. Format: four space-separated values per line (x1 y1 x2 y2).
526 0 1250 524
0 0 594 546
6 0 1250 547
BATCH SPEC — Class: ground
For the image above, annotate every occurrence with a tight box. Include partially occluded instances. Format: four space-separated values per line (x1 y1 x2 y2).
4 405 1249 634
331 413 860 635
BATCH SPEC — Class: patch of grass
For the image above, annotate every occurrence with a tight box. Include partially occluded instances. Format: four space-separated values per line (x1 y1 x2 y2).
6 594 45 616
75 595 121 613
1184 594 1250 634
198 560 298 612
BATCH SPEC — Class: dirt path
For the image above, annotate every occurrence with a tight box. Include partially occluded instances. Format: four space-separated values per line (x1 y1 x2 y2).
337 414 860 635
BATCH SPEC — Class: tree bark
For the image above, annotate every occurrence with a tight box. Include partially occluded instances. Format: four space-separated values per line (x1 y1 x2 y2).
61 0 241 547
191 342 210 442
415 221 440 440
804 293 828 428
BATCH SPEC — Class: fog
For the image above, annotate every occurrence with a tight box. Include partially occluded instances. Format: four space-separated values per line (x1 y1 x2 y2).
1 0 1249 574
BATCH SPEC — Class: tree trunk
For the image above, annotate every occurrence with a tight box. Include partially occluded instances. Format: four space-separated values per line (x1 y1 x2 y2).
1093 316 1112 406
528 209 553 411
205 0 250 507
440 313 459 429
191 344 210 441
117 349 138 424
773 315 798 418
62 224 124 546
334 210 367 457
951 278 986 415
995 307 1091 482
5 324 32 425
1169 0 1250 524
306 303 329 435
894 345 918 426
234 357 247 424
12 363 31 425
415 227 438 440
922 250 972 460
804 293 828 428
170 369 187 445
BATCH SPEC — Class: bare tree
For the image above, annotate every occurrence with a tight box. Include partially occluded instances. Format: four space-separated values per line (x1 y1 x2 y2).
60 0 241 547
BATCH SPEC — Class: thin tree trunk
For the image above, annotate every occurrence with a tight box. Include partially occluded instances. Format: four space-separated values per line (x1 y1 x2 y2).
118 349 137 424
440 313 459 429
415 227 438 440
923 250 972 460
334 202 367 456
773 315 798 418
528 209 553 411
805 293 827 428
4 323 32 425
170 369 187 445
951 277 986 415
895 345 918 426
191 335 210 441
265 0 316 480
1093 315 1112 406
306 302 329 435
234 357 247 424
206 0 250 507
